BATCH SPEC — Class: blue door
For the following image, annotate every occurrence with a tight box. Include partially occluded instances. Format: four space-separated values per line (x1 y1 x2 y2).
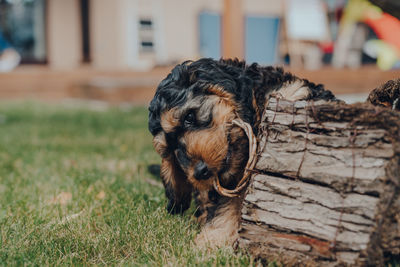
199 12 221 59
245 16 280 65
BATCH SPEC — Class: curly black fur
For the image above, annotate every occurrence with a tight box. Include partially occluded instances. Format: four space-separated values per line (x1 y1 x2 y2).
148 58 336 219
149 58 335 136
148 58 338 246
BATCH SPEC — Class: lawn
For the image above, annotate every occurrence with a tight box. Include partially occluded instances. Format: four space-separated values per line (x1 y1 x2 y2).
0 101 258 266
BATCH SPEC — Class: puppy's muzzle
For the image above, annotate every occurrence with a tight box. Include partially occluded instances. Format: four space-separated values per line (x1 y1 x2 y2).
194 161 212 180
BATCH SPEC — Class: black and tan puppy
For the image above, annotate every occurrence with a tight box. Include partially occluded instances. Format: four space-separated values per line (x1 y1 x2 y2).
148 58 335 247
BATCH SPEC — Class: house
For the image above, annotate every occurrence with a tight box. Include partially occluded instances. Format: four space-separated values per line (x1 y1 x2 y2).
0 0 283 70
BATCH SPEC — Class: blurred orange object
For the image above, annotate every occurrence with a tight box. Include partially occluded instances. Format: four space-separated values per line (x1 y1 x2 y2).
365 13 400 51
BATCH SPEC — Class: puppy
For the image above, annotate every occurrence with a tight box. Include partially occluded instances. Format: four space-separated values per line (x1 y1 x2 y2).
148 58 336 247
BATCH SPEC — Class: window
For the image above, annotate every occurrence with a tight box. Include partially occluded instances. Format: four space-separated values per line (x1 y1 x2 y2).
138 17 154 53
0 0 47 63
139 19 153 29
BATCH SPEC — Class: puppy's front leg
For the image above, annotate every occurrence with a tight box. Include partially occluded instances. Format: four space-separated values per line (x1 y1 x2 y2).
195 196 243 248
161 157 192 214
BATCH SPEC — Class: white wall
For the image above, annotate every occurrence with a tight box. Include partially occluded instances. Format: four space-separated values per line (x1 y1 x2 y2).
47 0 81 69
74 0 284 70
244 0 283 16
160 0 222 62
90 0 161 70
90 0 127 69
159 0 283 63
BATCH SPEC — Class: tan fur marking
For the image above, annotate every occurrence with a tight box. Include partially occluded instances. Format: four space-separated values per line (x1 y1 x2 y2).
182 97 237 191
205 85 233 99
205 86 240 110
189 93 247 248
161 156 192 199
218 126 248 186
160 157 178 189
252 95 261 123
184 126 228 190
155 87 248 247
195 196 243 247
212 97 237 124
195 190 213 225
160 108 179 133
153 132 167 156
274 80 311 101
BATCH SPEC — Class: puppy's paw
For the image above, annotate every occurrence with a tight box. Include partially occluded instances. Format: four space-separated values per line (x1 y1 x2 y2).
194 198 241 248
194 226 238 249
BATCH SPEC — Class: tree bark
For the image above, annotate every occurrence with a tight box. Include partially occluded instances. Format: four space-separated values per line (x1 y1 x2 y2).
237 98 400 266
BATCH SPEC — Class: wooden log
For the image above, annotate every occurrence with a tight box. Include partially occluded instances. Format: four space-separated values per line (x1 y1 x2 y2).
237 98 400 266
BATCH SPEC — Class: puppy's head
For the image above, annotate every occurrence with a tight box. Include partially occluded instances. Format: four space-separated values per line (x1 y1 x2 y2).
149 59 253 213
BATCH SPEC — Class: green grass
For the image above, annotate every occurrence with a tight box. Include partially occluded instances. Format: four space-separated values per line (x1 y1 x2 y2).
0 102 255 266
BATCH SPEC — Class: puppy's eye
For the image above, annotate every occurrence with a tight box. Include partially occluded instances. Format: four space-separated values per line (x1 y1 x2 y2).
184 111 196 127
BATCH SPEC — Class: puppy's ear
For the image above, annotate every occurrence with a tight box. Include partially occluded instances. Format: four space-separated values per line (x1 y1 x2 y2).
161 157 192 214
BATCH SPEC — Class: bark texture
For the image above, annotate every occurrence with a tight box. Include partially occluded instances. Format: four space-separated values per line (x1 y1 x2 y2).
238 98 400 266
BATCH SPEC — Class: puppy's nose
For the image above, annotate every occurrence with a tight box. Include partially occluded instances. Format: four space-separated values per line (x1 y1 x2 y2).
194 161 212 180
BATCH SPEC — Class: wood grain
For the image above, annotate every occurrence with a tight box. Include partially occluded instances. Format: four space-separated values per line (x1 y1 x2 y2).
237 98 400 266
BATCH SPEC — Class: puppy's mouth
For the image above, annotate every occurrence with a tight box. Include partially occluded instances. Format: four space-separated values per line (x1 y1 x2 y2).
216 150 243 190
216 134 248 190
189 137 235 191
217 145 232 177
189 121 251 192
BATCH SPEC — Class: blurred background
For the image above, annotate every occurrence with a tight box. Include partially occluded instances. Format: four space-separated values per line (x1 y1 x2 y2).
0 0 399 104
